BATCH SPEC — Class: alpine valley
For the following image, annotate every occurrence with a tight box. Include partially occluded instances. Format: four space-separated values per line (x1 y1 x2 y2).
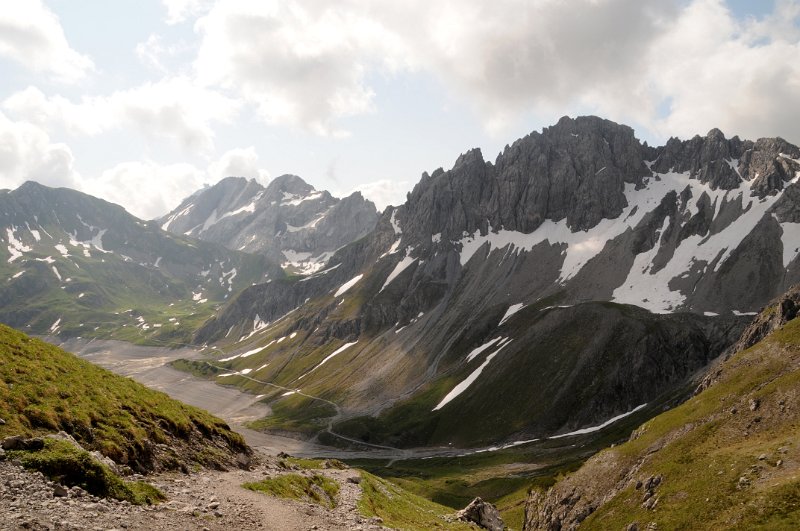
3 115 800 529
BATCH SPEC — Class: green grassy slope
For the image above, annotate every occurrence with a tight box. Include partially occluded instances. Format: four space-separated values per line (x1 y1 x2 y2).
0 323 249 472
524 306 800 529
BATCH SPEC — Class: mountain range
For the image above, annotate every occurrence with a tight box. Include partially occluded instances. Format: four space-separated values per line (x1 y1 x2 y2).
179 116 800 450
2 115 799 454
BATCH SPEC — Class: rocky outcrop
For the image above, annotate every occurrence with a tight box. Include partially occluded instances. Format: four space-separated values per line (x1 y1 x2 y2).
456 497 505 531
731 284 800 354
402 115 651 242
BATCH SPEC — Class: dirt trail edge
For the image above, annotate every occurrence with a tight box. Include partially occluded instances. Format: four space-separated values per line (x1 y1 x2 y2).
1 449 389 531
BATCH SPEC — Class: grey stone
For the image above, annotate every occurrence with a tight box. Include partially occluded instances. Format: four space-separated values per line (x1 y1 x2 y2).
2 436 44 451
235 452 252 469
456 497 505 531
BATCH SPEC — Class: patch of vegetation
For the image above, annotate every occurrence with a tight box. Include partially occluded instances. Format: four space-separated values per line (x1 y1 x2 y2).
169 358 224 378
243 473 340 508
350 449 586 529
274 456 348 472
0 324 248 472
8 438 165 505
248 394 337 435
357 471 473 530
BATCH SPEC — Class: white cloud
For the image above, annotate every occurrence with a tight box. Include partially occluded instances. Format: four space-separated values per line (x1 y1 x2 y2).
135 35 170 73
161 0 213 24
194 0 383 136
649 0 800 142
89 147 271 219
351 179 411 211
186 0 800 144
208 146 271 184
3 78 241 153
188 0 673 137
92 160 206 220
0 111 80 191
0 0 93 83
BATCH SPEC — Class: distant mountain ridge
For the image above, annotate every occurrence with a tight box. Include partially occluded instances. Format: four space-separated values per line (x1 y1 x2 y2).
158 174 379 274
187 115 800 449
0 181 279 340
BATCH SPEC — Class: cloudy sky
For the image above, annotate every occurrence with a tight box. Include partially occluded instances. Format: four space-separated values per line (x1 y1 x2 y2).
1 0 798 219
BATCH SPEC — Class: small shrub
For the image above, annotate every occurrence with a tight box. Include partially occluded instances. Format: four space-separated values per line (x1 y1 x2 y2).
8 439 165 505
244 473 340 508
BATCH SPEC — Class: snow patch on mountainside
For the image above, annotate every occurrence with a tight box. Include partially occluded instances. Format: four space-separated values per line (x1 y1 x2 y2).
779 221 800 267
298 341 358 380
161 204 194 231
282 249 334 275
281 191 323 206
499 304 526 326
549 403 647 439
286 212 327 232
455 170 794 315
334 274 363 297
380 254 417 292
5 227 31 263
390 209 402 234
26 223 41 242
433 340 513 410
614 174 790 312
220 345 265 362
466 337 504 362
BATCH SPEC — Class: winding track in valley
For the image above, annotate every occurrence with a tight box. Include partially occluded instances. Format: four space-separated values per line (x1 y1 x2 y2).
53 333 625 463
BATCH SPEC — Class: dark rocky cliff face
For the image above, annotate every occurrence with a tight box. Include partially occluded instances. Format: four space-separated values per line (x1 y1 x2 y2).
402 116 651 242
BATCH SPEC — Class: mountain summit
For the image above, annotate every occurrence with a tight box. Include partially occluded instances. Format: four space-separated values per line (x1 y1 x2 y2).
159 175 379 274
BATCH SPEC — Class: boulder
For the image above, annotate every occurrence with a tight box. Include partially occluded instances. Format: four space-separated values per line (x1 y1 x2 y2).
1 436 45 451
457 497 505 531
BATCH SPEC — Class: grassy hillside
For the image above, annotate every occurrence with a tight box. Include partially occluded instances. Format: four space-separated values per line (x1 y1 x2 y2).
0 324 249 473
524 299 800 529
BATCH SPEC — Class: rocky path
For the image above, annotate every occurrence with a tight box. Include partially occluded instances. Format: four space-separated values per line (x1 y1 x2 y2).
0 452 388 531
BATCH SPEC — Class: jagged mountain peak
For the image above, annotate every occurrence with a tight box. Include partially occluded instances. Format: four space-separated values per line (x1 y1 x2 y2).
265 173 314 194
159 173 379 274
